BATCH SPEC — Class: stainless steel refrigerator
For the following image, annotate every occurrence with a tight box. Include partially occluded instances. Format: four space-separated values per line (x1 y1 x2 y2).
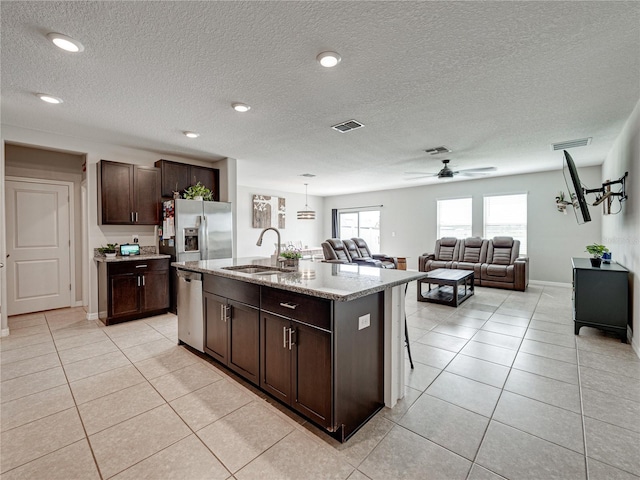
160 199 233 312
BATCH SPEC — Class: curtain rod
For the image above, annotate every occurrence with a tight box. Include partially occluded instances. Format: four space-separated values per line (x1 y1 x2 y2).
338 204 383 210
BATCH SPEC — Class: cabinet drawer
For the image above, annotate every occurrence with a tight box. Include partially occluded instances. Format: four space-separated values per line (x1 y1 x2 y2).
261 287 331 331
108 258 169 275
203 275 260 307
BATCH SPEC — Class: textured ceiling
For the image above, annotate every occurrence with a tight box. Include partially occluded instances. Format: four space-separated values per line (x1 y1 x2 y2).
2 1 639 196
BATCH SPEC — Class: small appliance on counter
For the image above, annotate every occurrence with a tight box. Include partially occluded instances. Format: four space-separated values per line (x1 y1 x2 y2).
119 244 141 256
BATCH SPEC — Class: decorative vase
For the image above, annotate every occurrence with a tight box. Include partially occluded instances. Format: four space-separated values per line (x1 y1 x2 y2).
105 252 116 258
283 258 299 268
193 196 203 201
590 257 602 268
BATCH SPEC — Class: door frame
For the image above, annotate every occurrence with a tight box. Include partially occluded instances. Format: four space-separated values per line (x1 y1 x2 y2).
5 176 77 316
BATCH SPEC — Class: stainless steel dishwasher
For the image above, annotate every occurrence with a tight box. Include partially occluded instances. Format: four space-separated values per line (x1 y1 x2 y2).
176 269 204 352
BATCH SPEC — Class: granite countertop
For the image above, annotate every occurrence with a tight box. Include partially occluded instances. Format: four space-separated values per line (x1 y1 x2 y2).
95 253 172 263
173 257 428 301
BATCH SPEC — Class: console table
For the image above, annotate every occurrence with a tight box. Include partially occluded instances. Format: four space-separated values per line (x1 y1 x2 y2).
572 257 629 342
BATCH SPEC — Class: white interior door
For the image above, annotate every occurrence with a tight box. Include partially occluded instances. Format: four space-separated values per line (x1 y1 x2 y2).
6 179 71 315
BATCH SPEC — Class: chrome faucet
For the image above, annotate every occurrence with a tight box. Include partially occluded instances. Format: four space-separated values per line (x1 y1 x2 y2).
256 227 281 265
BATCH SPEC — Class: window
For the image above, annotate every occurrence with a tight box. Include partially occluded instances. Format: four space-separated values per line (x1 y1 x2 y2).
483 194 527 254
437 198 472 239
338 210 381 253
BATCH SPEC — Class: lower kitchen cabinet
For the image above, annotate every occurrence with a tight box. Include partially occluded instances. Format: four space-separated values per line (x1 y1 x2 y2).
203 276 260 384
98 258 170 325
261 311 332 428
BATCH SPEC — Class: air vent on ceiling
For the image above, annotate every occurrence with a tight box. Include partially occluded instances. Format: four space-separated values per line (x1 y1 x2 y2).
551 137 592 151
299 173 316 178
331 119 364 133
425 146 452 155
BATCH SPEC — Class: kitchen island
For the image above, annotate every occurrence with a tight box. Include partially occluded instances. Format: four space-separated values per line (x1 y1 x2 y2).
174 257 427 441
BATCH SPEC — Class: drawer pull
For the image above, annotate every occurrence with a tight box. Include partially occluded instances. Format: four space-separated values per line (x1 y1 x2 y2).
279 302 298 310
135 264 148 268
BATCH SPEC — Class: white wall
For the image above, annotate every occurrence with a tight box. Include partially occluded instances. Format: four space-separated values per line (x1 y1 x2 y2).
235 185 325 257
601 97 639 356
323 167 603 284
1 124 232 327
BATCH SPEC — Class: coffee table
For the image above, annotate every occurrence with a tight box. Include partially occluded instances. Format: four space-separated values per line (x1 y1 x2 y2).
417 268 474 307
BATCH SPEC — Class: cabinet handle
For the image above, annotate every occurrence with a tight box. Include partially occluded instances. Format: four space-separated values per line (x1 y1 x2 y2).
141 275 145 286
137 276 141 287
288 328 294 350
220 304 226 322
130 212 134 222
135 265 148 268
279 302 297 310
135 212 139 222
283 326 288 348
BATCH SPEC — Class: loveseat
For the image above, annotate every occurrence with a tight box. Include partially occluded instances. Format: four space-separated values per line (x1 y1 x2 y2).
419 236 528 291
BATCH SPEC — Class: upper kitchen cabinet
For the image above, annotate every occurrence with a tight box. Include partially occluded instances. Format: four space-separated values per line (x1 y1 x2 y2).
98 160 160 225
155 159 220 201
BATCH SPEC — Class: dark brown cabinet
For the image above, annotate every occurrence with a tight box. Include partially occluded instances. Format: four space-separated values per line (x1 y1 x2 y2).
204 276 260 384
154 159 220 200
98 258 170 325
260 288 332 429
98 160 160 225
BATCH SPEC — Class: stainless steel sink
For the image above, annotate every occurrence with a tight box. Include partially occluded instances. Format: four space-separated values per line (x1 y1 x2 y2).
222 265 289 274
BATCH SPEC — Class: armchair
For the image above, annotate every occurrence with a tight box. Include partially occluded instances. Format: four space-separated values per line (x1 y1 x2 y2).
418 237 460 272
480 237 529 291
343 239 385 267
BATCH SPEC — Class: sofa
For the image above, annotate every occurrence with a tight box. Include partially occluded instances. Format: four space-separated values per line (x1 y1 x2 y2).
322 238 397 268
419 236 528 291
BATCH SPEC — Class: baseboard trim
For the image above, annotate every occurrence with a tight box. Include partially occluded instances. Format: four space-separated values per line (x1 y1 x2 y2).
529 280 572 288
86 312 99 321
1 328 9 337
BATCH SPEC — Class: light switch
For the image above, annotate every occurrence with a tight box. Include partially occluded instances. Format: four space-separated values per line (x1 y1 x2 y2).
358 314 371 330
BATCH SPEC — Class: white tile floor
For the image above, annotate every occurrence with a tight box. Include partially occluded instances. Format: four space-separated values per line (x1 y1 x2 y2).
1 283 639 479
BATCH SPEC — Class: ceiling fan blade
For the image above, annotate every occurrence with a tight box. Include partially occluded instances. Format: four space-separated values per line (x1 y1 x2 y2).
403 171 437 175
457 171 492 176
404 174 437 180
458 166 497 173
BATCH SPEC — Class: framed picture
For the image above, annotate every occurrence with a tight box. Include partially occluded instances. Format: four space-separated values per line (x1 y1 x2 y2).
253 194 285 229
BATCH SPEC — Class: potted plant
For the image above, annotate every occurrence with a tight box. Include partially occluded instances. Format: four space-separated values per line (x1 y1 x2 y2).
183 182 213 201
585 243 609 268
280 246 302 268
98 243 119 258
555 191 571 214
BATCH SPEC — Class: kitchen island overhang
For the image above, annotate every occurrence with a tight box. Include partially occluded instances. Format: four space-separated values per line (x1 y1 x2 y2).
173 257 428 441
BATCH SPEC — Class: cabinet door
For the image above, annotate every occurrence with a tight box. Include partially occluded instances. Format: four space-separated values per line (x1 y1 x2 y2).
227 301 260 384
134 166 160 225
100 161 133 224
141 270 169 312
260 312 291 404
189 166 215 192
204 292 228 364
292 322 332 428
110 273 140 318
158 160 190 197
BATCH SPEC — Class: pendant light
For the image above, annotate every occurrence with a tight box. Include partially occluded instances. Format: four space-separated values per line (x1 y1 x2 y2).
297 183 316 220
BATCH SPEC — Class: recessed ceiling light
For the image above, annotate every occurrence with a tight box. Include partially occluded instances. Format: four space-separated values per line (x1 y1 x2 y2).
183 131 200 138
47 32 84 53
232 103 251 113
36 93 63 104
316 51 341 68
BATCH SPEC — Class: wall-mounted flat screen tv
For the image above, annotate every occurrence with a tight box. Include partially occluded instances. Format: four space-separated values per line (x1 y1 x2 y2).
562 150 591 224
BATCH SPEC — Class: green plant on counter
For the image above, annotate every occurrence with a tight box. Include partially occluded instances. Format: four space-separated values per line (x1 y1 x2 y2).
98 243 118 254
183 182 213 201
280 246 302 260
585 243 609 259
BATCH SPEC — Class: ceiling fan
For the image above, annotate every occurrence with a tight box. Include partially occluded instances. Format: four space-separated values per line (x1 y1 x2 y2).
405 159 497 180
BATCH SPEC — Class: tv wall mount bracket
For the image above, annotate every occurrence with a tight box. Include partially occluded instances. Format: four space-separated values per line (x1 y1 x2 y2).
584 172 628 207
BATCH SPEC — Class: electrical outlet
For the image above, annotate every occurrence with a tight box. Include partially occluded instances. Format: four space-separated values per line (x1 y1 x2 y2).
132 235 139 244
358 314 371 330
